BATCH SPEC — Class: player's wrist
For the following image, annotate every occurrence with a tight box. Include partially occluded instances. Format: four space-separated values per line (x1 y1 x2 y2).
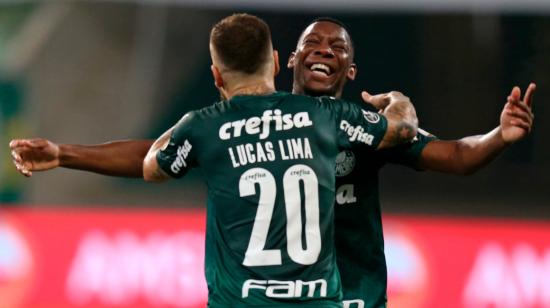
496 126 514 146
56 143 71 167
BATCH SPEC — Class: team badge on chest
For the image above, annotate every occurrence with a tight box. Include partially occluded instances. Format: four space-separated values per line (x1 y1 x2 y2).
335 150 355 177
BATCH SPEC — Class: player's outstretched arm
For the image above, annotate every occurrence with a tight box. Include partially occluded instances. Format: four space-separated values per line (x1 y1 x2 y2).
418 83 536 175
143 128 174 183
9 138 153 177
362 91 418 149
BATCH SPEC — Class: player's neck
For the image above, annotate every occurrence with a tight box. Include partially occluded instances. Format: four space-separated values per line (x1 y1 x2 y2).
291 84 342 99
226 79 276 100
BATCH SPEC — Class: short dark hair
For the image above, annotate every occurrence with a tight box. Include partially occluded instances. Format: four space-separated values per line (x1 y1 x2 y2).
210 13 272 74
302 17 355 60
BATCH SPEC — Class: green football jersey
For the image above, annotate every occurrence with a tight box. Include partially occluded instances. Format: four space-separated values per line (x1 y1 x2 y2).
334 102 437 308
156 92 389 307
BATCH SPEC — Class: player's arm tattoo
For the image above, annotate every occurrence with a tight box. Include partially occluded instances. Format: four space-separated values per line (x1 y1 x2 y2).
393 121 417 144
379 97 418 148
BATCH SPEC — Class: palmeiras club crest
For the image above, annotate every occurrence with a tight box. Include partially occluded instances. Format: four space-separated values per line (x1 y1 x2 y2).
335 150 355 177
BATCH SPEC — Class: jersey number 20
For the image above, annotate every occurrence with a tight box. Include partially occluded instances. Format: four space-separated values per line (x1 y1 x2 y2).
239 165 321 266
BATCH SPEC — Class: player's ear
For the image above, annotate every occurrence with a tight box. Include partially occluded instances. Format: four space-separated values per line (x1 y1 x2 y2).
287 51 296 69
273 50 280 76
347 63 357 81
211 65 224 89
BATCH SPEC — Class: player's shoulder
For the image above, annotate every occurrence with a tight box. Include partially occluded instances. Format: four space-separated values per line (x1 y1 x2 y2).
171 103 219 131
316 97 382 125
197 100 222 114
284 94 346 113
335 96 380 114
187 100 228 121
315 96 372 112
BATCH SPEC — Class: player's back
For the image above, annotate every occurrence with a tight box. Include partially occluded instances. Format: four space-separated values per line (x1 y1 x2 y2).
158 91 388 307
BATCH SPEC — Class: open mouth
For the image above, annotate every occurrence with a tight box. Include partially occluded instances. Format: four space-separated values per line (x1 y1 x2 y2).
308 63 333 77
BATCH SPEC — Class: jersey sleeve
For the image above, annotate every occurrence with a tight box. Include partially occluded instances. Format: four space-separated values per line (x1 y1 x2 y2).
382 127 438 169
334 98 388 150
156 112 199 178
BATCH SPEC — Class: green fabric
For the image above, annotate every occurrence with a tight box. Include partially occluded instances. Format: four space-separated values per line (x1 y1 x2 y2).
157 92 389 306
334 102 437 308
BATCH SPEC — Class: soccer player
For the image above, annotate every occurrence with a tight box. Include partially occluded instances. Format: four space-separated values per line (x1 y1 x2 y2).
289 19 535 308
10 18 535 308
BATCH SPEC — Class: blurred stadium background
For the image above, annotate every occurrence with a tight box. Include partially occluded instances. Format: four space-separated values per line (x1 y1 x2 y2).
0 1 549 307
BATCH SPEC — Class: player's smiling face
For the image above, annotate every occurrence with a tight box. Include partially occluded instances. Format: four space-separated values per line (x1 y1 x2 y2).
288 21 356 98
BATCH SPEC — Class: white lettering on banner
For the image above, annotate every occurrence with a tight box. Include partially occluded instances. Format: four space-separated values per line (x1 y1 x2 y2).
336 184 357 205
343 299 365 308
463 243 550 307
170 140 192 174
219 110 313 140
242 279 327 299
340 120 374 145
65 230 206 307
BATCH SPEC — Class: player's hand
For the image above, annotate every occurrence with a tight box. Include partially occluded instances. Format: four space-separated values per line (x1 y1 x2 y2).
9 138 61 177
361 90 410 112
500 83 535 144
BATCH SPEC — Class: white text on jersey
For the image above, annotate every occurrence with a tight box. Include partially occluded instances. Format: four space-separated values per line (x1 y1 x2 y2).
228 137 313 168
242 279 327 299
340 120 374 145
336 184 357 205
170 140 192 174
219 110 313 140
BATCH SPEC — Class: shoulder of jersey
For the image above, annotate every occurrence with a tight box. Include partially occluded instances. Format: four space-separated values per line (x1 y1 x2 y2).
193 101 229 119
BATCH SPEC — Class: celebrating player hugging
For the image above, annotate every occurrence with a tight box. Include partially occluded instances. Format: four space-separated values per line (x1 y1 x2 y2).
142 13 417 308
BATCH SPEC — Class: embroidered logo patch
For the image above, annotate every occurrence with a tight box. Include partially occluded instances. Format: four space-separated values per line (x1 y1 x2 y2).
335 150 355 177
362 110 380 124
